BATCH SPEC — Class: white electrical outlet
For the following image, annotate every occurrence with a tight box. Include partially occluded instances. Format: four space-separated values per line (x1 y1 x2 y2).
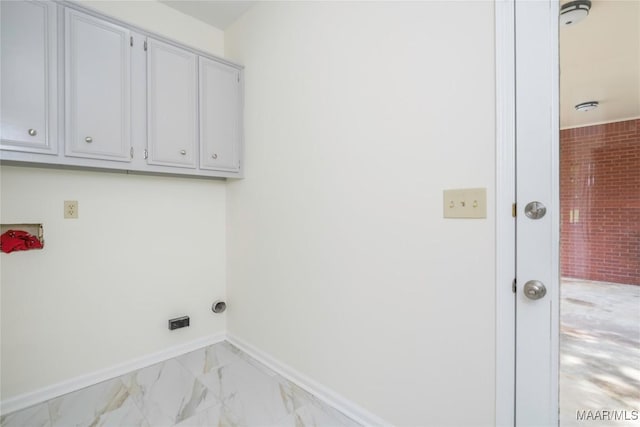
443 188 487 219
64 200 78 219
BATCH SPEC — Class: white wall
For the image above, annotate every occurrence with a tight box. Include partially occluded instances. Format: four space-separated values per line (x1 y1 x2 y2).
0 1 226 400
76 0 224 56
225 2 496 426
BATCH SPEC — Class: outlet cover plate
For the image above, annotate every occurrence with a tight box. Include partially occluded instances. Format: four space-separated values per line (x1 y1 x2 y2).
64 200 78 219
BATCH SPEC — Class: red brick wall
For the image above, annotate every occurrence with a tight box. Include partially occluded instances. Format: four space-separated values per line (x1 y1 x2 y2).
560 119 640 285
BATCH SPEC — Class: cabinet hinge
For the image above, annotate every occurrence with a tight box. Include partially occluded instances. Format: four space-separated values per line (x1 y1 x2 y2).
143 149 148 160
130 147 134 159
512 203 517 218
237 73 240 83
512 278 517 293
130 36 133 47
143 40 147 51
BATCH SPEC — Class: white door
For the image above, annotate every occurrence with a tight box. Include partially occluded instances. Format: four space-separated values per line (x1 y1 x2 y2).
0 0 58 154
514 0 560 425
65 8 131 162
147 38 197 169
199 57 241 173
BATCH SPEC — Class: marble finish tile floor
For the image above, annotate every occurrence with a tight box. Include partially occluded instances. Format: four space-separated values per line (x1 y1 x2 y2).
0 342 361 427
560 279 640 427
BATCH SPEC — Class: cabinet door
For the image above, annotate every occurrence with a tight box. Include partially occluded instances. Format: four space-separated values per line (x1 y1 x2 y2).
147 38 197 168
0 0 58 154
65 8 131 162
199 58 241 172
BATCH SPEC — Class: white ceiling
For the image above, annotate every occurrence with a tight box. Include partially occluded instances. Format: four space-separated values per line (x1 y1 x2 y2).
160 0 639 129
560 0 640 128
159 0 256 30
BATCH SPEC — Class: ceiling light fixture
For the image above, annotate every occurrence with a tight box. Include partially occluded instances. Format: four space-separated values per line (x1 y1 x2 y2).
575 101 599 112
560 0 592 26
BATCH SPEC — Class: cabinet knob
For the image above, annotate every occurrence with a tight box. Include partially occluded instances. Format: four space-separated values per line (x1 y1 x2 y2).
28 129 37 136
180 150 187 155
212 153 218 160
85 136 93 143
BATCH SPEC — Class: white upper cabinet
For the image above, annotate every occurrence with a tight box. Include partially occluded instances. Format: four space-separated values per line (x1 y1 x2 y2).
199 57 241 172
2 1 243 178
147 38 197 169
0 0 58 154
65 8 131 162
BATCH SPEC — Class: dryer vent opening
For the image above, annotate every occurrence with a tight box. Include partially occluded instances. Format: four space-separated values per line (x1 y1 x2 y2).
212 300 227 314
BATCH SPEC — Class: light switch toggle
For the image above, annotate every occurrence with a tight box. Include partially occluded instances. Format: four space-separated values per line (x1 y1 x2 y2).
443 188 487 219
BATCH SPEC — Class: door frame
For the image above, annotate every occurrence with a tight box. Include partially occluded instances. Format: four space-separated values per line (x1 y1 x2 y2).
495 0 560 425
495 0 516 425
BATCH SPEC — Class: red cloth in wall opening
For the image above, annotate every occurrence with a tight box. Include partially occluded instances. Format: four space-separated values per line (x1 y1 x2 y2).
1 230 44 253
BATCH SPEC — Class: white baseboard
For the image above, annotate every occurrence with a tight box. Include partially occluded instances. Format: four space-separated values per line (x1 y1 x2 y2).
0 332 226 415
226 333 390 427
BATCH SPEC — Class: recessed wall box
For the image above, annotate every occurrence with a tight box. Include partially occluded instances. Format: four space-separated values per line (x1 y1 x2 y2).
0 223 45 252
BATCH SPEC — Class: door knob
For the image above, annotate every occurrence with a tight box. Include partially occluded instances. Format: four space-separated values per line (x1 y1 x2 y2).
85 136 93 143
28 129 37 136
523 280 547 300
180 150 187 155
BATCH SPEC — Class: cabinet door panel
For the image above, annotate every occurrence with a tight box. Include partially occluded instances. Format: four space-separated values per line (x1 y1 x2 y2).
199 58 240 172
0 0 57 154
147 38 197 168
65 8 131 162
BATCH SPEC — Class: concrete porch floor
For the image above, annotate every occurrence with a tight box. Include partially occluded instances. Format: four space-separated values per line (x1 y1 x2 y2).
560 278 640 426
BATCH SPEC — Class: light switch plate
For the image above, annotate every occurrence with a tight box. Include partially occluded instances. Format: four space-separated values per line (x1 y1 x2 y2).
443 188 487 219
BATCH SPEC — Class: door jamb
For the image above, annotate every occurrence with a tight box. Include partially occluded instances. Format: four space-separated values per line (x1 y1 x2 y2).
495 0 516 425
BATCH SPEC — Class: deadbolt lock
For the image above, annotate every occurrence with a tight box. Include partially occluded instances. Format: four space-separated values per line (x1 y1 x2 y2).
525 201 547 220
